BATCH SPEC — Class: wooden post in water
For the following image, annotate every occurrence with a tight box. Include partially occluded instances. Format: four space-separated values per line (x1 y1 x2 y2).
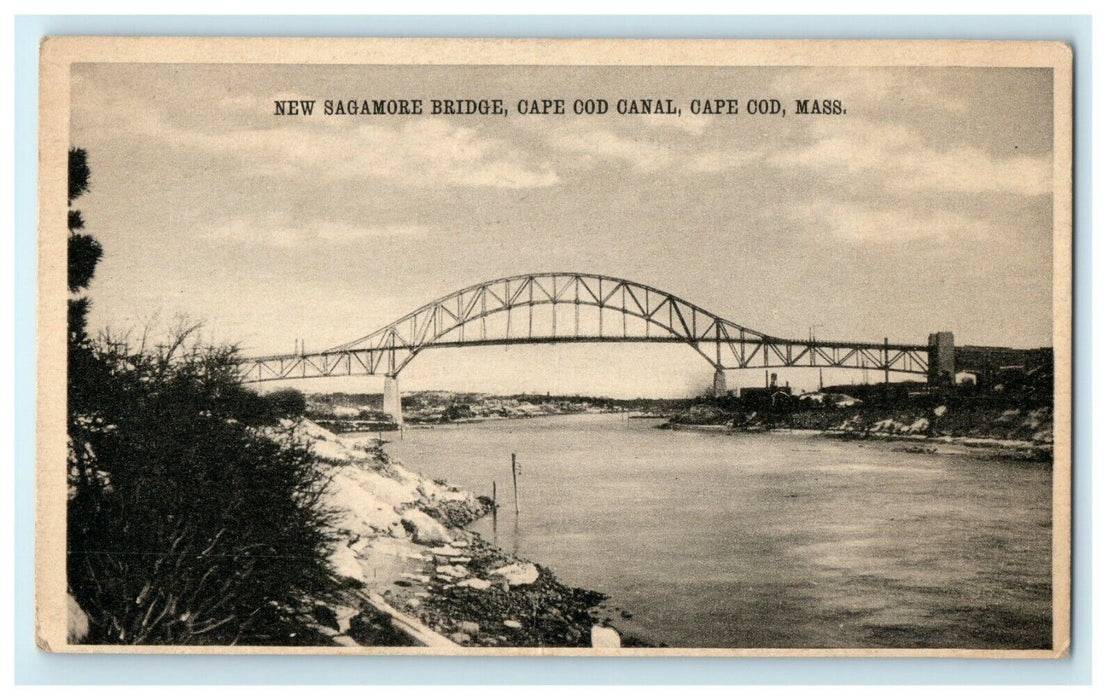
511 453 520 516
492 480 498 532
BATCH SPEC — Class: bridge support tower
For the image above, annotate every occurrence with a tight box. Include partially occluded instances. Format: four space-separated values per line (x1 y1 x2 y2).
383 375 403 428
927 331 956 386
712 368 727 397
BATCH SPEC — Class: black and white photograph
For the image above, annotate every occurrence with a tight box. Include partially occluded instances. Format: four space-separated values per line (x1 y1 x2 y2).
36 38 1072 655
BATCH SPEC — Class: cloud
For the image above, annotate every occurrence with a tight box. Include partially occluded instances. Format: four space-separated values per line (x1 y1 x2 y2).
551 129 676 172
188 119 560 190
791 199 1007 244
770 69 970 115
639 113 713 136
770 119 1051 197
202 218 430 248
549 126 759 174
74 77 560 190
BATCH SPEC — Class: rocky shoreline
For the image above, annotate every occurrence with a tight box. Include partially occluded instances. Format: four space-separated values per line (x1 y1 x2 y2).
666 403 1054 462
826 429 1053 462
665 421 1052 462
298 420 643 648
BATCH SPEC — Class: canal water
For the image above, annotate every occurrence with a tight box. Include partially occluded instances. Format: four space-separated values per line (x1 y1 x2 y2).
377 413 1052 649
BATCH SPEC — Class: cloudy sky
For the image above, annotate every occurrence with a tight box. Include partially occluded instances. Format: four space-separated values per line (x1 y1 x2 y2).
70 64 1053 397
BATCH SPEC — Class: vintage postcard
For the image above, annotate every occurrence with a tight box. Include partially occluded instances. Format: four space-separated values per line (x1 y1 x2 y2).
36 38 1072 657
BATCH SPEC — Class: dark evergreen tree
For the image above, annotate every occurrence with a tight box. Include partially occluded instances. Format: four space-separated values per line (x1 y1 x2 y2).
66 150 338 645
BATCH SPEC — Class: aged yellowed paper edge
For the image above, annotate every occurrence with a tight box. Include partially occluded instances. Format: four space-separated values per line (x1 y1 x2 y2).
36 37 1074 658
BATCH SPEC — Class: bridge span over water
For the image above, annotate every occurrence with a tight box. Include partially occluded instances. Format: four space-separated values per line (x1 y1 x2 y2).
240 272 956 424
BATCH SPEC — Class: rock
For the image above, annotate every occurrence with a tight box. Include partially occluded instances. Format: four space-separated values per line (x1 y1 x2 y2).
436 564 470 578
458 577 491 590
591 625 622 648
489 562 539 586
449 557 472 564
335 605 359 634
503 619 522 629
328 545 364 581
429 545 463 557
400 508 452 545
388 523 409 539
460 621 481 634
406 597 421 608
449 632 471 644
451 539 470 548
67 594 90 643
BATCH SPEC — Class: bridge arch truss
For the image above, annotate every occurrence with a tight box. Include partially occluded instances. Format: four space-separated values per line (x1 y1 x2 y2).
240 272 931 384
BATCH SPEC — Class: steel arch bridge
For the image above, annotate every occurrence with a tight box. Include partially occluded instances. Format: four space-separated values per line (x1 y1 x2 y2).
240 273 943 394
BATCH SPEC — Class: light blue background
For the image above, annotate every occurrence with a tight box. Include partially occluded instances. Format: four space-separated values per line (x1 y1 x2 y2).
13 14 1092 685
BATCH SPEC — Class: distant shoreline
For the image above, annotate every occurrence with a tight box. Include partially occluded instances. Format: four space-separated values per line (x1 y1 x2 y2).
315 407 628 433
665 422 1052 462
332 408 1053 463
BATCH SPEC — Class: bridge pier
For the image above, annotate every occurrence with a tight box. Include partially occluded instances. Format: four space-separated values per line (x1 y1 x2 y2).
927 331 956 386
712 368 727 397
383 375 403 428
